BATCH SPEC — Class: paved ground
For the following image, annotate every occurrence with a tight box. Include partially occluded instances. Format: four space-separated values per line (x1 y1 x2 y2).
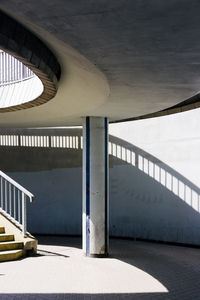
0 236 200 299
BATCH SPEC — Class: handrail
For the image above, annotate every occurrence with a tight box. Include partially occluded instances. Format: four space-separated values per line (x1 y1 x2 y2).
0 75 35 88
0 170 34 236
0 50 34 87
0 171 34 201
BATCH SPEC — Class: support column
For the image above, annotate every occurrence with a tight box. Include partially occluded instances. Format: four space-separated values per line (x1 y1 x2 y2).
82 117 109 257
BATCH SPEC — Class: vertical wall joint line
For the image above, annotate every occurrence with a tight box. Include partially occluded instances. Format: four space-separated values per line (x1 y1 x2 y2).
86 116 90 255
105 117 108 255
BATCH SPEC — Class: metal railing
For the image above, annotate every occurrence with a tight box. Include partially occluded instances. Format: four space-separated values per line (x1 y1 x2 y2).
0 50 34 87
0 170 34 236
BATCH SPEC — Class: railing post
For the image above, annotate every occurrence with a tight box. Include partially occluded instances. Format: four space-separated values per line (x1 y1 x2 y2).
18 135 21 147
0 176 3 209
22 193 27 237
9 183 11 215
49 135 51 148
0 170 34 236
14 186 16 219
135 151 138 168
5 180 7 213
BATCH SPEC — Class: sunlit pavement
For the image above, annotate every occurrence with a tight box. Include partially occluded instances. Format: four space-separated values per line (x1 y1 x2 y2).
0 236 200 299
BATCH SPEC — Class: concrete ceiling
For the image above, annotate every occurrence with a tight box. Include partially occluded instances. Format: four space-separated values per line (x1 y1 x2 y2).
0 0 200 126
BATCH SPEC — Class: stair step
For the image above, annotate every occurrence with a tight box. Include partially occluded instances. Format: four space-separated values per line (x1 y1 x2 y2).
0 241 23 251
0 249 24 262
0 227 5 234
0 234 14 242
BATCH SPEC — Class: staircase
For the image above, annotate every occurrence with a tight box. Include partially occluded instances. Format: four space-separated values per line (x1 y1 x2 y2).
0 170 37 262
0 226 24 262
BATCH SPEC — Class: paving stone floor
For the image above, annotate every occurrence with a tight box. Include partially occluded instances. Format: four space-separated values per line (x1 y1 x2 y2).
0 236 200 299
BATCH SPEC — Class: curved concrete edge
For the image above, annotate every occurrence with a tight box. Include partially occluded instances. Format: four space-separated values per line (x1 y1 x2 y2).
0 9 61 112
113 93 200 123
0 212 37 254
0 9 110 127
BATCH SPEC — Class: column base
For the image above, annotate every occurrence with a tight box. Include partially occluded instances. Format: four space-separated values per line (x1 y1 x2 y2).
85 253 109 258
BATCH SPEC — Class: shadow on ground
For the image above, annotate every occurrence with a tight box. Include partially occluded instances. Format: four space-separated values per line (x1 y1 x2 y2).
36 235 82 249
0 293 169 299
1 237 199 299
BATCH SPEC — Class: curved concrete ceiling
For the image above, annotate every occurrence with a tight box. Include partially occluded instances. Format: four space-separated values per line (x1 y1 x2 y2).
0 1 200 126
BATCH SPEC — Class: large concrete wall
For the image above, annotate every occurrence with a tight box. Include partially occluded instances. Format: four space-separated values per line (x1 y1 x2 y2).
0 108 200 245
109 108 200 244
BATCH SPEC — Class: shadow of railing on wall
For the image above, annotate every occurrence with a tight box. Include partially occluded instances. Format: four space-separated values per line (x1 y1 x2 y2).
0 131 82 149
0 128 199 214
109 135 200 214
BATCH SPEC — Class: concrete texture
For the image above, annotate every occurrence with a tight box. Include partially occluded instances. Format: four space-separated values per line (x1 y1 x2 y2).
109 109 200 244
0 108 199 245
83 117 108 256
0 108 199 246
1 236 200 299
0 1 200 125
0 212 37 253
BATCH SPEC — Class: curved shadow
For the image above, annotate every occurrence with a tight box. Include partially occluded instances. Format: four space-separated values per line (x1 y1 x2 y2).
110 135 200 215
110 238 200 299
1 236 200 299
0 127 199 216
109 135 200 246
0 128 200 245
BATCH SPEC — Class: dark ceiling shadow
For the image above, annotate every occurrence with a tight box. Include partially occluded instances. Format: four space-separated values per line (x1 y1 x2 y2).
0 128 82 171
0 147 81 171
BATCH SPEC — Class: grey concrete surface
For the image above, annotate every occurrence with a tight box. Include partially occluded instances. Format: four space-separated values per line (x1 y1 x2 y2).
1 1 200 125
1 236 200 299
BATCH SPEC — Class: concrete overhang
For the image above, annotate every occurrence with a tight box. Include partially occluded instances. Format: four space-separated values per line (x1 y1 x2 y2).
0 1 200 127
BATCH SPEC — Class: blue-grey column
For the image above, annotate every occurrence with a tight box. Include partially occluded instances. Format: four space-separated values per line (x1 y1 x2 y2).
82 117 109 257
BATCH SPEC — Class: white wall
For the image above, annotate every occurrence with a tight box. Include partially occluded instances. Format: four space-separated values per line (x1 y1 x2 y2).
110 108 200 187
1 108 200 245
109 108 200 244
